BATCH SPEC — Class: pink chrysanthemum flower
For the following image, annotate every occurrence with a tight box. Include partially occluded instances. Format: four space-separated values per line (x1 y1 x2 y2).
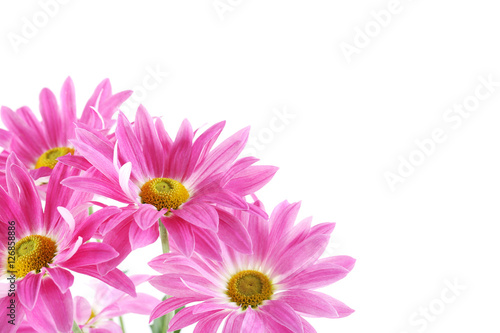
62 106 277 263
0 154 135 333
148 201 355 333
74 275 160 333
0 77 132 191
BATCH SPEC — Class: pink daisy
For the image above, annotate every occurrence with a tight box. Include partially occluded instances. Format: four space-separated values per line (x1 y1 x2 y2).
148 200 355 333
0 77 132 190
62 106 278 264
73 275 160 333
0 154 135 333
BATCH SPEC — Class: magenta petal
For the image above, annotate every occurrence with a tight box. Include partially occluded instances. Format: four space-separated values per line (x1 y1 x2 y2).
242 307 265 332
268 201 301 249
162 216 195 258
325 296 355 318
281 256 355 290
135 105 164 176
74 296 92 325
60 242 118 268
60 77 77 135
0 128 12 149
116 112 148 180
278 290 342 318
39 88 64 147
168 307 220 332
18 272 42 310
224 165 279 196
149 297 202 322
174 203 218 231
46 267 74 293
129 221 159 250
193 227 223 262
168 119 193 180
134 204 163 230
193 127 250 180
217 208 253 254
71 266 136 297
200 190 248 210
271 234 329 279
39 277 73 332
261 300 303 333
150 274 214 298
186 121 225 176
222 311 245 333
193 311 229 333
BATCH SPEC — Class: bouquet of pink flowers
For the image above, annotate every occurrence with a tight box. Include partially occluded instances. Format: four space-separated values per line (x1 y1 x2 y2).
0 78 355 333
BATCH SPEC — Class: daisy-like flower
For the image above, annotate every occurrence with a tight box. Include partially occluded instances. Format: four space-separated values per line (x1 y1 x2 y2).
0 154 135 333
62 106 277 264
0 77 132 191
73 275 160 333
148 200 355 333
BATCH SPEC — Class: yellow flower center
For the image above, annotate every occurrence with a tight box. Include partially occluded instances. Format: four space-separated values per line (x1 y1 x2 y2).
226 270 273 310
35 147 75 169
10 235 57 278
139 178 189 211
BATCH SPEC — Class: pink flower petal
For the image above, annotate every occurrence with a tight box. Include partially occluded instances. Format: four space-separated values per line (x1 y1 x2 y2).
73 296 92 325
129 220 159 250
116 112 148 181
270 234 329 279
39 87 64 147
174 203 219 231
18 272 42 310
277 290 342 318
217 208 253 254
224 165 278 196
134 204 164 230
61 242 118 268
149 297 205 322
281 256 355 290
168 307 220 332
162 216 195 258
193 227 223 262
193 311 229 333
39 277 73 332
135 105 164 176
46 266 74 294
260 300 303 333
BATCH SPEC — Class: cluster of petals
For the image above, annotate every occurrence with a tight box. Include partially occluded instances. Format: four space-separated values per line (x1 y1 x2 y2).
73 275 160 332
0 77 132 193
148 200 355 333
0 155 134 333
61 105 278 265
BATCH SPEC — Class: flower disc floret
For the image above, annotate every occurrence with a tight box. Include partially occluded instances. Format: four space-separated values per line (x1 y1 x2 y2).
35 147 75 169
11 235 57 278
140 178 189 211
226 270 273 310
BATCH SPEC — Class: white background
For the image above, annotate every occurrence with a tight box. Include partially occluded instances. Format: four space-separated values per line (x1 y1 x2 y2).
1 1 500 332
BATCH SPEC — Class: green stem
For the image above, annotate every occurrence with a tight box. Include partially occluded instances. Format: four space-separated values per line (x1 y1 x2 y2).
119 316 126 333
159 220 170 254
159 220 173 332
88 206 94 215
72 321 83 333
